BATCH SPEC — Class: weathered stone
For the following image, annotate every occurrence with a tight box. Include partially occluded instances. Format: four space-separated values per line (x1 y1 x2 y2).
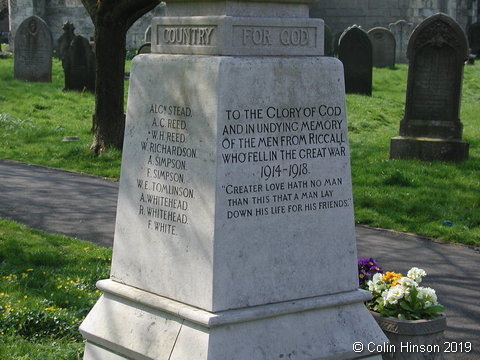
56 21 75 60
62 34 95 92
338 25 372 95
368 27 396 68
13 15 52 82
389 19 413 64
390 13 469 162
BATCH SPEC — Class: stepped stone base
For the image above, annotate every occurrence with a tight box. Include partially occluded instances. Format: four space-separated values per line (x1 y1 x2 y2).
390 136 469 162
80 280 385 360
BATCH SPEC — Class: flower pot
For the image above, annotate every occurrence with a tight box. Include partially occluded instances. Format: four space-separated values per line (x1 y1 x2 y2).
370 311 447 360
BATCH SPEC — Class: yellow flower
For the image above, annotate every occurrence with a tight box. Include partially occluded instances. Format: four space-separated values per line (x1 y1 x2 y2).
382 271 403 285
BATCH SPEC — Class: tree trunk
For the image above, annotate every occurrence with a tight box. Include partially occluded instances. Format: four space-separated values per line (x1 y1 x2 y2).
90 22 127 154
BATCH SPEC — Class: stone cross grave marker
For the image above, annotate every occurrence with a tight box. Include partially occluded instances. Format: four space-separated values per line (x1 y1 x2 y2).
80 1 387 359
390 13 469 162
389 19 414 64
62 34 95 92
56 21 75 60
338 25 373 95
368 27 396 68
13 15 53 82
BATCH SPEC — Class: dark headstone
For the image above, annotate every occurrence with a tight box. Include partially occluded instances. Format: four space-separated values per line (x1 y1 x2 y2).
390 13 469 162
338 25 372 96
57 21 75 60
62 35 95 92
368 27 396 68
389 20 414 64
467 22 480 58
13 15 52 82
137 43 151 54
324 23 333 56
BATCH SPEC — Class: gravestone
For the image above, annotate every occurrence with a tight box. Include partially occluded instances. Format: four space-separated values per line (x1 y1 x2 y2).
324 23 333 56
62 35 95 92
80 1 387 359
13 15 52 82
338 25 373 95
56 21 75 60
467 22 480 58
137 42 151 54
390 13 469 162
389 19 413 64
368 27 396 68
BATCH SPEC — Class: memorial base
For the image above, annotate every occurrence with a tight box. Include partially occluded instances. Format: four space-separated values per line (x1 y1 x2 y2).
390 136 469 162
80 280 385 360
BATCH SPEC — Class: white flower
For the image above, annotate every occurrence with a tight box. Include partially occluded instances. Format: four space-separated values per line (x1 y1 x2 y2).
417 286 438 306
407 267 427 283
368 273 386 293
384 285 406 305
397 276 418 289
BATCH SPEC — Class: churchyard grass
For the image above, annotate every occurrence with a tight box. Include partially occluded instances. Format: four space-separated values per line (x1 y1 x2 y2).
349 64 480 246
0 218 111 359
0 57 479 245
0 57 122 178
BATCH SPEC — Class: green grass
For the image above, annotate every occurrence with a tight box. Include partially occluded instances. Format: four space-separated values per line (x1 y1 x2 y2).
0 58 479 245
0 58 122 178
348 64 480 245
0 218 111 359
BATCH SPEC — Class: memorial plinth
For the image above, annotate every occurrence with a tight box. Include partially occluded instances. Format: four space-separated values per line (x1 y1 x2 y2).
80 1 387 359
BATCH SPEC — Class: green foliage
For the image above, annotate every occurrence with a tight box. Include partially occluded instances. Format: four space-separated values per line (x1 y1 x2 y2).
0 219 111 358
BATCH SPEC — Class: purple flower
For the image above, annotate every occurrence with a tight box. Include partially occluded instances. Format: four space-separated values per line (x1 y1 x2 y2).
358 257 383 288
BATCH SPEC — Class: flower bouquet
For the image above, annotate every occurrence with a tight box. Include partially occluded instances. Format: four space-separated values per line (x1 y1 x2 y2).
358 258 444 320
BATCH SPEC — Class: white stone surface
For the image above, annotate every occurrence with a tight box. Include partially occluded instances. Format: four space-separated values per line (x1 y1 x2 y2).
81 280 387 360
110 54 358 312
151 16 324 55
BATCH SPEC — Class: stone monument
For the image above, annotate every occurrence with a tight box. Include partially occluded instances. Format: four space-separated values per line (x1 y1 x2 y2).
389 19 413 64
368 27 396 68
13 15 52 82
57 21 76 60
338 25 373 95
390 13 469 162
62 34 95 92
80 1 387 359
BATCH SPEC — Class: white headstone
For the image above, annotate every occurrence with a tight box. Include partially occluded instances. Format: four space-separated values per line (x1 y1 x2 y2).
80 1 387 359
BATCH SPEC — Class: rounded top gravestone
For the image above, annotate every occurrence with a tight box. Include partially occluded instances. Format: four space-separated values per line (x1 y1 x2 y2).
338 25 372 95
368 27 395 68
390 13 470 162
13 15 53 82
403 13 468 139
